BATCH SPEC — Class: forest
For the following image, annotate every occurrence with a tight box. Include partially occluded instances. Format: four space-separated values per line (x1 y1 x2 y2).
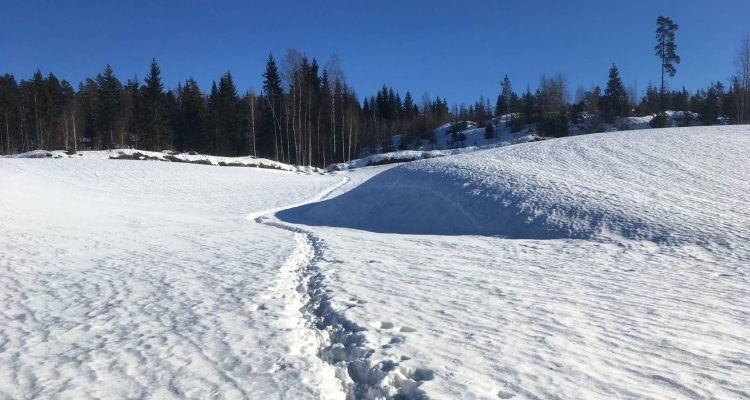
1 18 749 167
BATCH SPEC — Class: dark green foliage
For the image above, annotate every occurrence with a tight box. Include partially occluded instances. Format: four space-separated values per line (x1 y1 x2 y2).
601 64 629 123
537 109 569 138
96 64 122 147
484 123 496 139
655 16 680 98
141 59 170 150
649 112 669 128
508 116 523 133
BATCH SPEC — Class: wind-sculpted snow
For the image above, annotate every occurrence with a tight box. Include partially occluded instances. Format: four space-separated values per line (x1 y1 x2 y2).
279 126 750 248
0 159 344 399
273 126 750 399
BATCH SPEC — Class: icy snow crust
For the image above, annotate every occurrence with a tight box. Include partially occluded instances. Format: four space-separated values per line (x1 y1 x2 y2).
1 126 749 399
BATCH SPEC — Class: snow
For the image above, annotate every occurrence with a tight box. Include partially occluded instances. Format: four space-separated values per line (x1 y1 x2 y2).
2 125 749 399
6 148 324 174
276 126 750 399
0 159 342 399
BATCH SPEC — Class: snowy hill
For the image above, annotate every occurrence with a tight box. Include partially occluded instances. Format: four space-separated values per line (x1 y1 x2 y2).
274 125 750 399
333 111 711 171
281 126 750 246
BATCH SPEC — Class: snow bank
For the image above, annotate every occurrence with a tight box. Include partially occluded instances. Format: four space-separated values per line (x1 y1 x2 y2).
280 126 750 245
7 148 323 174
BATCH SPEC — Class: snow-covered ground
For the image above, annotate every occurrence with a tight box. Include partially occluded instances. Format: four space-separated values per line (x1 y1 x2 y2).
1 126 749 399
0 159 343 399
277 126 750 399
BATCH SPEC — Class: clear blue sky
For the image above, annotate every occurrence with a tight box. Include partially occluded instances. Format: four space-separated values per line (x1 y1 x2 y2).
2 0 749 105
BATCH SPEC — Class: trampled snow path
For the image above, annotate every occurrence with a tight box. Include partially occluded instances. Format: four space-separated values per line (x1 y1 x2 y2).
256 170 436 399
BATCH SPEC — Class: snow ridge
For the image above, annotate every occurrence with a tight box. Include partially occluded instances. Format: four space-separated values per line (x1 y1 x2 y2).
255 177 433 400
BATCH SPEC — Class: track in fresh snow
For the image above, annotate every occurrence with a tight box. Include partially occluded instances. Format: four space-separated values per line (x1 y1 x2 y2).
255 175 434 400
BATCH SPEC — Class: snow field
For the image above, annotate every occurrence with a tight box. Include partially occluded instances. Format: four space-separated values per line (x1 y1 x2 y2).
1 125 749 399
0 159 342 399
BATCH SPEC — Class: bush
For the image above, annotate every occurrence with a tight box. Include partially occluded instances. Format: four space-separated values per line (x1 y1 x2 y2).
585 117 603 134
616 122 631 131
508 117 523 133
484 123 496 139
163 155 184 162
448 120 468 134
649 113 669 128
381 138 393 153
537 113 569 138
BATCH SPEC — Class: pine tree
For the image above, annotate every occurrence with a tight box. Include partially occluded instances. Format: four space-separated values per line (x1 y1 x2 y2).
655 16 680 103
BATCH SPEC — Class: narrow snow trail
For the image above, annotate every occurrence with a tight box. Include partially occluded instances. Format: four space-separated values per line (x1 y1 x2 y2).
0 159 344 399
255 168 438 399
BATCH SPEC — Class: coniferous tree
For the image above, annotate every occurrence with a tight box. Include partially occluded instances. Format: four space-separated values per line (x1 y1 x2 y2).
261 53 283 160
655 16 680 105
0 74 20 153
141 58 170 151
211 72 241 155
96 64 122 148
601 64 629 123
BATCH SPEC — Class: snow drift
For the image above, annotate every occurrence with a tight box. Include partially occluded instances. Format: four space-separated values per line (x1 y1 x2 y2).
279 126 750 246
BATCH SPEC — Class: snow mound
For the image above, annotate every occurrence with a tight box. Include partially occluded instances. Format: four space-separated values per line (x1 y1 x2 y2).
279 126 750 245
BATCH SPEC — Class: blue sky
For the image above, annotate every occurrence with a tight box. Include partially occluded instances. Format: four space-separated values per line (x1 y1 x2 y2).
2 0 749 105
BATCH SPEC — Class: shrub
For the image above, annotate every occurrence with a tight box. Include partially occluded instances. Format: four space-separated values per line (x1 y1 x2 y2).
649 113 669 128
508 117 523 133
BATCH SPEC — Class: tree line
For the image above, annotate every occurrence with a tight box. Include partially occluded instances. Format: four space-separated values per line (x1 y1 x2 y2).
0 51 451 167
2 17 749 166
456 18 750 139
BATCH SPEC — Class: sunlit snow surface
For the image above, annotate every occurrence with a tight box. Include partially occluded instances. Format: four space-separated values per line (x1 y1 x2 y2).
2 126 749 400
0 160 343 399
278 126 750 399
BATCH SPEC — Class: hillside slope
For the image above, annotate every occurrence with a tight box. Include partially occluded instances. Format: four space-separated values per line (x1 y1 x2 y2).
281 126 750 249
274 125 750 399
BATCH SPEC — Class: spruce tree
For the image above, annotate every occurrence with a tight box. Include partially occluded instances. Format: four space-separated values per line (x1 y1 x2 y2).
96 64 122 147
602 64 629 123
142 58 169 150
261 53 282 159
